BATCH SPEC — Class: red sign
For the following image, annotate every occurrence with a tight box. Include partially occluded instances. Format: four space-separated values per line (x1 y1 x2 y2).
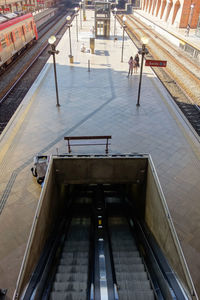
145 60 167 67
0 7 10 11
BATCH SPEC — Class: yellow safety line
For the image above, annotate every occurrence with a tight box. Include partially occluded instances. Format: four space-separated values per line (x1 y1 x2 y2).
0 93 37 165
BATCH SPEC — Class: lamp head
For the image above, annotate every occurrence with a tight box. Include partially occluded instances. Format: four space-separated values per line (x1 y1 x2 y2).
75 7 78 12
79 1 81 5
141 37 149 45
66 15 71 21
48 35 56 45
122 16 126 22
114 7 117 12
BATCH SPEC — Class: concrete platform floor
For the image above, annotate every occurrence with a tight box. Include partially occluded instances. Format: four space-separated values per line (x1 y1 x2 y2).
0 9 200 299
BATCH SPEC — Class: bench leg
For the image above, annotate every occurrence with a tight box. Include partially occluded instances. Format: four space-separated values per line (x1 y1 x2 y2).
67 140 71 153
106 139 108 154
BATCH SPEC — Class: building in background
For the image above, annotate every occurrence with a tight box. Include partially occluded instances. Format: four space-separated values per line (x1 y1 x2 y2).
141 0 200 29
0 0 55 14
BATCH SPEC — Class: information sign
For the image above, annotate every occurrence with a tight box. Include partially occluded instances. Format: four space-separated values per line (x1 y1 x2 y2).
145 60 167 67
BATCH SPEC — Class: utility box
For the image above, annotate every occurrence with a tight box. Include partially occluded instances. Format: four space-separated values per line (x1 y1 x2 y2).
90 38 95 54
69 55 74 63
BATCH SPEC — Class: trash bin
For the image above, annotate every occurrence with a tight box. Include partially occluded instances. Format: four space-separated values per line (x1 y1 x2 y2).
69 55 74 63
90 38 95 54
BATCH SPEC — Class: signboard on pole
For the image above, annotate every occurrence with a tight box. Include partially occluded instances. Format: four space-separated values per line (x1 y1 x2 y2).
145 60 167 67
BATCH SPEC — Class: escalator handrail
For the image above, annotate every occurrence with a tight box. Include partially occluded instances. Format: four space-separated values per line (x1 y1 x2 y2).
35 218 71 299
22 218 70 300
135 220 190 300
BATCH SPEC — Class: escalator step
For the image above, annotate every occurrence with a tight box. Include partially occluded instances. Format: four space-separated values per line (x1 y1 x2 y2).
112 241 137 247
113 256 143 265
117 280 151 291
112 250 140 257
50 291 86 300
61 252 88 259
59 257 88 266
117 272 148 281
115 264 145 272
52 281 87 292
55 273 87 282
117 290 155 300
57 265 88 273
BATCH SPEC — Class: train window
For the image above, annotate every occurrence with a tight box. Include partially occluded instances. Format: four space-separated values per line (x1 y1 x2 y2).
0 37 7 48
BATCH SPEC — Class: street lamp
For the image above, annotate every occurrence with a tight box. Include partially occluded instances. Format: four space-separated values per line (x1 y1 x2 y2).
74 7 79 42
188 3 195 27
48 35 60 107
66 15 73 63
121 16 126 62
79 1 82 29
136 37 149 107
114 7 117 39
82 0 86 21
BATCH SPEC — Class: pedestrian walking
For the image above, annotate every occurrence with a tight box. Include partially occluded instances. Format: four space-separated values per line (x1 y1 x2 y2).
185 24 190 37
127 56 134 77
134 54 140 73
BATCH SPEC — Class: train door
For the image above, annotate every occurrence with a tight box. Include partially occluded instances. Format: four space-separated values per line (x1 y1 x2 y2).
21 25 26 44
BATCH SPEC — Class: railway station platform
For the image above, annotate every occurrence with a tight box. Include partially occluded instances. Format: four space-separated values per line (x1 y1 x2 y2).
134 9 200 53
0 8 200 299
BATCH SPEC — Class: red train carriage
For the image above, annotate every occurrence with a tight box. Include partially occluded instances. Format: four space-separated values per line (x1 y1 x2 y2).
0 13 38 69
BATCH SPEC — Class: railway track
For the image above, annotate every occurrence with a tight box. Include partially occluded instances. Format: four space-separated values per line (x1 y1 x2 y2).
0 9 74 134
119 15 200 135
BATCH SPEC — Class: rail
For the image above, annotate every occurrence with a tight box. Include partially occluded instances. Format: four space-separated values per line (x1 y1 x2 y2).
64 135 112 154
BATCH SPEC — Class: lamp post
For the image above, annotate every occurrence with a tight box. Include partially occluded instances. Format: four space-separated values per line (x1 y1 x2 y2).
79 1 82 29
114 7 117 39
82 0 86 21
66 15 73 63
121 16 126 62
136 37 149 107
188 3 195 27
74 7 79 42
48 35 60 107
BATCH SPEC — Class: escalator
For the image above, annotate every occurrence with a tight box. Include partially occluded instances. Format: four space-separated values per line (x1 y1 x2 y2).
23 183 189 300
109 217 154 300
50 217 91 300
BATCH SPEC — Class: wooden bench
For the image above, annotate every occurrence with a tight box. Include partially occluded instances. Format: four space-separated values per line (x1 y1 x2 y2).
64 135 112 154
